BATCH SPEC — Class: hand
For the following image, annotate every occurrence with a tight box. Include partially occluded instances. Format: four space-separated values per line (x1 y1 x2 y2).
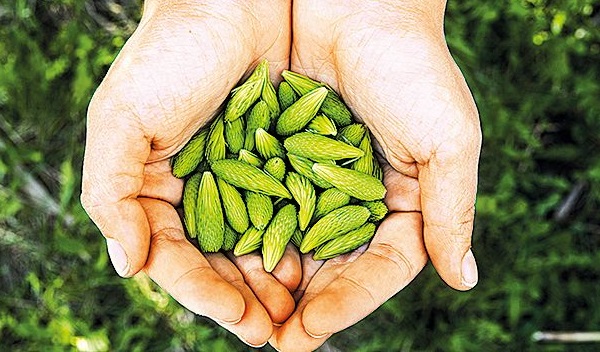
80 0 300 347
271 0 481 350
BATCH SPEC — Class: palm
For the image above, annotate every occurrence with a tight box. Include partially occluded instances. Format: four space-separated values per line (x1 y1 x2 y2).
271 2 481 350
82 0 299 346
84 1 481 349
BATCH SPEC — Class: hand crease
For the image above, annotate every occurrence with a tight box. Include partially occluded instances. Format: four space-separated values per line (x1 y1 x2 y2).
337 275 377 307
81 185 142 213
171 266 214 291
151 226 185 242
368 242 416 279
242 266 266 281
390 209 422 215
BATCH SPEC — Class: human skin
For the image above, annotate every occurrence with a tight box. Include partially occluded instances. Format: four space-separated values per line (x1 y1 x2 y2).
270 1 481 350
80 0 301 347
81 0 481 350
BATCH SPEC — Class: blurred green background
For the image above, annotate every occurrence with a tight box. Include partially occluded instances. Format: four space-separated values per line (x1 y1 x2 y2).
1 0 599 351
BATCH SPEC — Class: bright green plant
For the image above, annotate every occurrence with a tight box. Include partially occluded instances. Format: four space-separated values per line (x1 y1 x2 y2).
1 0 598 351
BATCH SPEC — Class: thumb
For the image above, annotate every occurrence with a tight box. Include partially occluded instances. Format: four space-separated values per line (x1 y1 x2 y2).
81 105 151 277
80 3 161 277
80 4 249 276
419 128 481 291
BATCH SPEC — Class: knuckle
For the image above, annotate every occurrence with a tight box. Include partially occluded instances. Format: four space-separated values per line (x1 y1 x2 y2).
368 242 418 278
171 266 214 292
338 275 377 307
79 190 93 212
430 114 482 165
243 265 266 281
87 89 115 121
426 205 475 242
151 226 185 244
80 187 102 220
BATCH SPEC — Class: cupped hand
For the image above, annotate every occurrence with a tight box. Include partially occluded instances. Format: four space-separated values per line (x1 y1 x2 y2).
80 0 300 346
271 0 481 350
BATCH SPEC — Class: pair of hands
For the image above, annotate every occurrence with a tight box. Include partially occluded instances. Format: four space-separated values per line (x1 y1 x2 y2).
81 0 481 350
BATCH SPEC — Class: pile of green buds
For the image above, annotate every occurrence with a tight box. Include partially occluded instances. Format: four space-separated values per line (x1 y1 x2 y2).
171 60 388 272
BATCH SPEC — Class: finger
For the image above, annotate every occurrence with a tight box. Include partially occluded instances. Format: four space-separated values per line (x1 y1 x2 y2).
81 117 150 277
273 213 427 351
141 160 183 205
229 251 296 325
270 310 325 352
140 198 245 324
270 251 355 350
293 244 366 303
303 212 427 335
293 253 324 302
80 10 253 276
271 243 302 292
419 130 481 290
205 253 273 347
269 246 379 350
303 212 426 338
382 164 421 212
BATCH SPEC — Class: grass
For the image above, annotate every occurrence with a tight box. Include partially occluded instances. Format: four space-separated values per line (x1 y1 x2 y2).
1 0 599 351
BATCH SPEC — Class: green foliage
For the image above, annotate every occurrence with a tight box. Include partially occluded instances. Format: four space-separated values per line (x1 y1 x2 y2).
326 1 600 351
1 0 599 351
0 1 248 350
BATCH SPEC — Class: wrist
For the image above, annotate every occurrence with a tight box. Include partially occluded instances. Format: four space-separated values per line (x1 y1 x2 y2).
386 0 447 33
341 0 447 37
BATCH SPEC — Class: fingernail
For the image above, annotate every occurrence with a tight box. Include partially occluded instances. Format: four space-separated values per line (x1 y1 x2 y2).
106 238 130 276
216 315 243 325
305 329 329 339
461 249 478 288
243 340 267 348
